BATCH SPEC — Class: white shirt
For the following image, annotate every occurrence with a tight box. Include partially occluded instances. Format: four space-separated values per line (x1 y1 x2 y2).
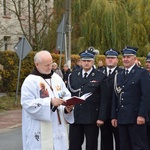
82 68 93 78
125 64 135 73
106 66 117 76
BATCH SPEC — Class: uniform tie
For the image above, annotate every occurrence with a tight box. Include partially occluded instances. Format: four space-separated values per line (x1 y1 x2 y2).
83 72 88 79
125 69 129 77
108 69 112 76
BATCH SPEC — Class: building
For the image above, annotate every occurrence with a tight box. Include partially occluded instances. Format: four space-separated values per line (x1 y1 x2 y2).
0 0 54 51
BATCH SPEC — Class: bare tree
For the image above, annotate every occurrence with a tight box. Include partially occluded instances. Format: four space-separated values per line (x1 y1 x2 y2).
0 0 55 51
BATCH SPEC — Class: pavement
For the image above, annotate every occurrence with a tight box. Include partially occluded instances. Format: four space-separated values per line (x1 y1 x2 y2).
0 109 22 132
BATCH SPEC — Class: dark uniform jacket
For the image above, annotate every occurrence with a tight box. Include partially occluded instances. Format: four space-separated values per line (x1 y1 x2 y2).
111 65 150 124
148 72 150 125
62 69 72 86
68 67 109 124
99 66 123 119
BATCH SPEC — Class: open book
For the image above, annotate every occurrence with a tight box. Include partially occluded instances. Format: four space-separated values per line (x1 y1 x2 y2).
63 92 92 106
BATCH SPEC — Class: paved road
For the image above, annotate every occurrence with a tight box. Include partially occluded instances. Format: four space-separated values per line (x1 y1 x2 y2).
0 126 101 150
0 127 22 150
0 96 102 149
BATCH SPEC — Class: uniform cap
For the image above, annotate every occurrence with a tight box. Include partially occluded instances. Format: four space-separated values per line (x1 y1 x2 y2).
122 46 138 56
146 52 150 62
79 49 95 60
104 49 119 57
79 46 99 60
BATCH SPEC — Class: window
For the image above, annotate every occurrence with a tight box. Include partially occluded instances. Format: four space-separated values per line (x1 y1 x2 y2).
3 0 7 16
4 36 10 51
3 0 11 17
45 0 48 17
18 0 22 16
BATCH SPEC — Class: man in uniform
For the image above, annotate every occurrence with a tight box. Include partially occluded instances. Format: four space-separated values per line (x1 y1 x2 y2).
111 46 150 150
68 48 109 150
100 49 120 150
145 52 150 148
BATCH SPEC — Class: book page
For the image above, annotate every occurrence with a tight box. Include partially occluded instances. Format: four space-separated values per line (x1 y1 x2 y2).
80 92 92 100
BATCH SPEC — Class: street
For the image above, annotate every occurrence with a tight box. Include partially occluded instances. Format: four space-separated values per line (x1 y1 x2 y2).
0 127 22 150
0 126 101 150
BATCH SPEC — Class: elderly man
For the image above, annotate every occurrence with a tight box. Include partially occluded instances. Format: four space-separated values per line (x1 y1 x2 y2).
111 46 150 150
21 50 74 150
68 48 109 150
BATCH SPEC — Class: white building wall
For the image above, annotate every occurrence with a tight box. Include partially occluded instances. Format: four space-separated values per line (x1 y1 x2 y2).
0 0 54 51
0 0 22 51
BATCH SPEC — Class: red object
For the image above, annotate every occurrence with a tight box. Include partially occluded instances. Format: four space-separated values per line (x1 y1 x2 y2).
63 96 85 106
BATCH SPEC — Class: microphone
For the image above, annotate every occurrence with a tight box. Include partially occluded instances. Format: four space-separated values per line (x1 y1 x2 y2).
52 91 66 112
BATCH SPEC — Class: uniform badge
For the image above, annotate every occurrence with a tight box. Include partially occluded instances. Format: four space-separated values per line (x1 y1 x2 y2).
132 69 135 73
92 73 95 76
78 72 80 76
90 80 98 83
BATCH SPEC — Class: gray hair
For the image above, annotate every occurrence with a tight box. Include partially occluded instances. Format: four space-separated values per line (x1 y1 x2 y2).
64 64 69 67
34 50 51 63
52 62 58 67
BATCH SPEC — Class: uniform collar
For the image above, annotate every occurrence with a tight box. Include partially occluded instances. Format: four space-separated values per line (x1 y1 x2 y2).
82 68 93 77
125 64 135 73
106 66 117 75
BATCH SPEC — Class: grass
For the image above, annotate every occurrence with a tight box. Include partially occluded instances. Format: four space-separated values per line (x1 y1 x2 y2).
0 93 21 112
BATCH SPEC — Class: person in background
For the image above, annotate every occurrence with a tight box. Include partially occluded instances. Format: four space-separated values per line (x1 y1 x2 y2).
146 52 150 73
135 58 141 67
100 49 121 150
145 52 150 149
72 59 82 71
111 46 150 150
52 62 63 78
21 50 74 150
0 64 4 81
62 64 72 87
97 60 105 71
68 48 109 150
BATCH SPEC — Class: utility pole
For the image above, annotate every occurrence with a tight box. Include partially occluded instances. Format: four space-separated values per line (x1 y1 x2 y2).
28 0 31 43
56 0 71 68
65 0 71 68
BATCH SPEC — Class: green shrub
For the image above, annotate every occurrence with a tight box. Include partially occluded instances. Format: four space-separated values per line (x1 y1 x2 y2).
0 50 147 92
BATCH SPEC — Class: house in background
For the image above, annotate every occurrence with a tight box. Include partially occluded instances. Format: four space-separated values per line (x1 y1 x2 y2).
0 0 54 51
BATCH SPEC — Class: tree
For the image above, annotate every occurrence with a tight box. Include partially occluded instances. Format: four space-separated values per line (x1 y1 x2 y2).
1 0 150 56
71 0 150 56
0 0 56 51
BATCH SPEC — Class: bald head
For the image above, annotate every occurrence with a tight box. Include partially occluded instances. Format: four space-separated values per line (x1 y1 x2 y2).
34 50 53 74
34 50 52 63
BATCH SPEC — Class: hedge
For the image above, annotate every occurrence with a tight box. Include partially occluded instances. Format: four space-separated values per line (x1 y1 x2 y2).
0 50 147 92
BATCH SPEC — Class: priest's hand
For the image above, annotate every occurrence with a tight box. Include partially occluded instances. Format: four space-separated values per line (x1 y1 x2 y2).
51 98 65 107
